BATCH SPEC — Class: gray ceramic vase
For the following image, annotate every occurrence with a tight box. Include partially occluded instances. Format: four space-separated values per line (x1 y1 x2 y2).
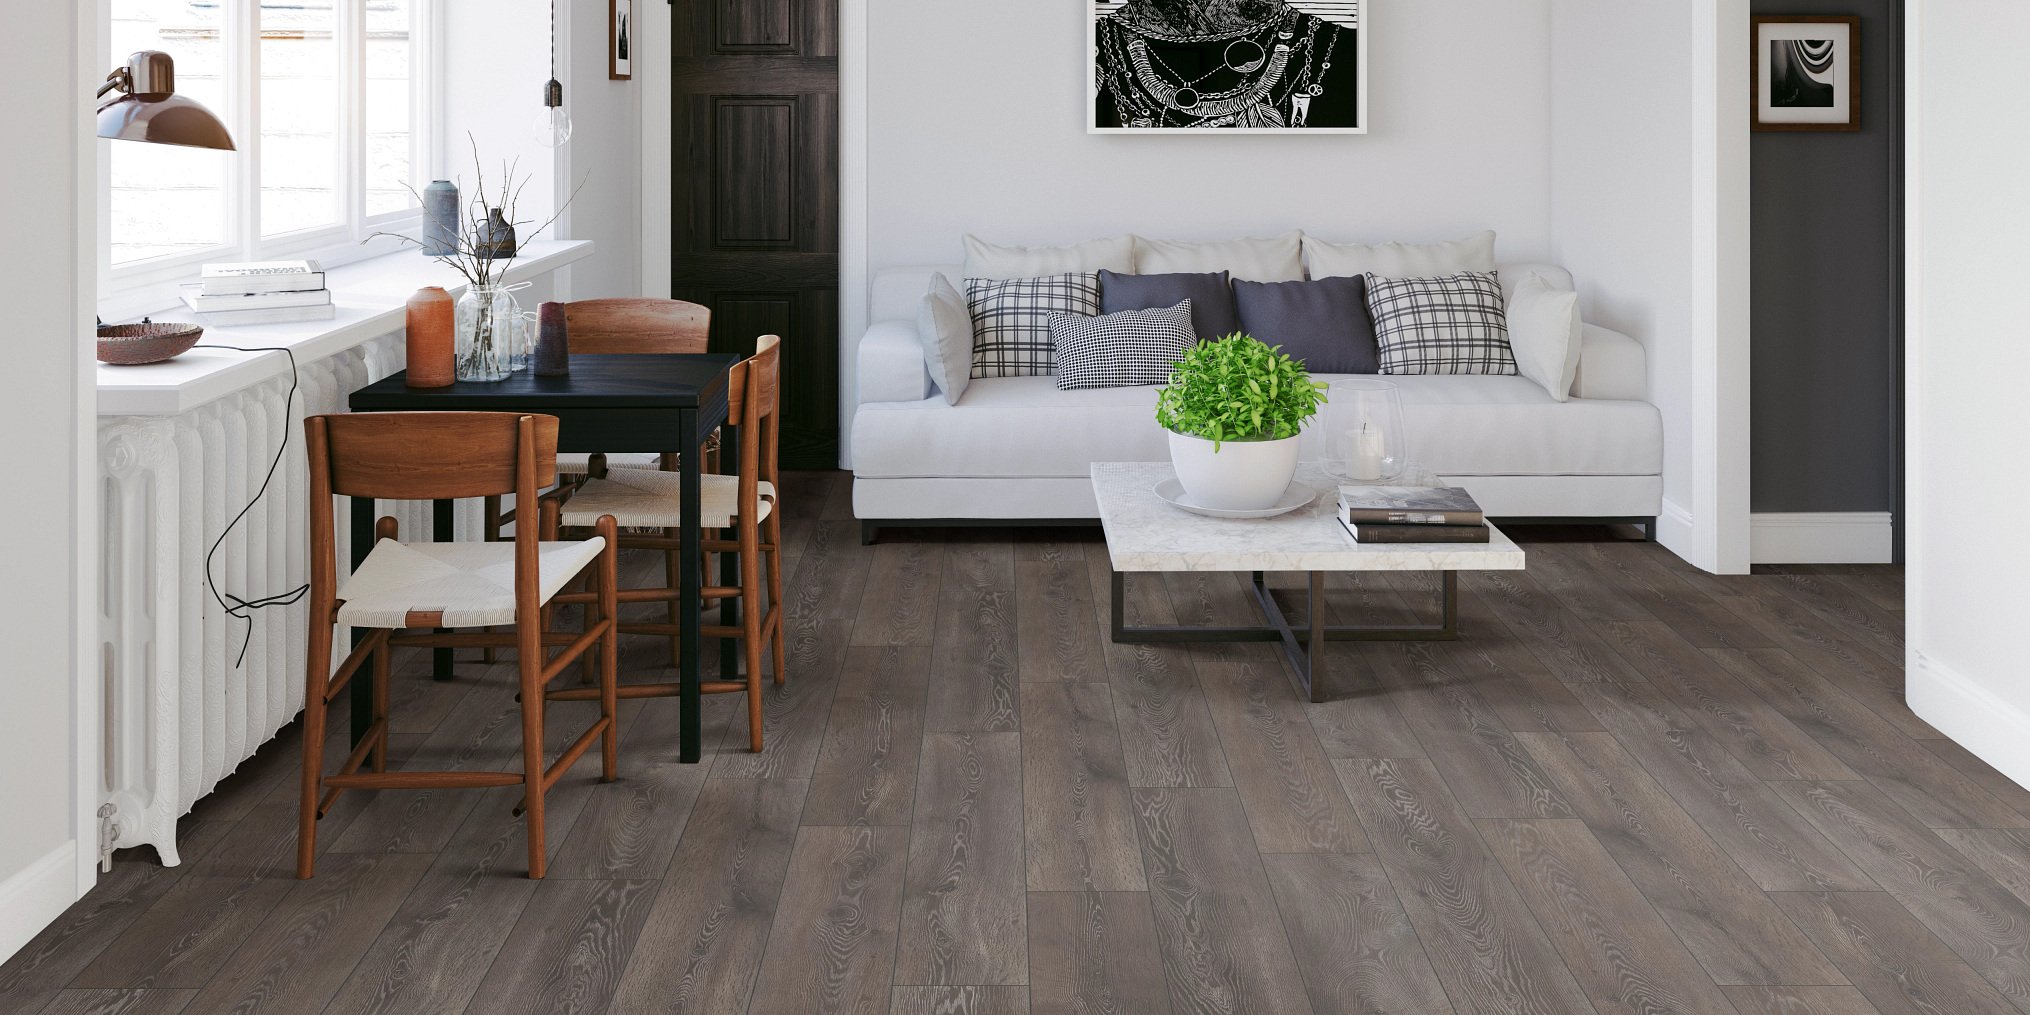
422 180 459 255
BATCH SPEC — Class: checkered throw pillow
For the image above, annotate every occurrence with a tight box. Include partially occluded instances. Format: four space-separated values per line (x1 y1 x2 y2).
967 272 1101 377
1048 300 1197 390
1364 271 1517 375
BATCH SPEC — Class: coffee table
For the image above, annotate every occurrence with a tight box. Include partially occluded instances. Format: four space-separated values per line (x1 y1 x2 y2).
1092 461 1526 702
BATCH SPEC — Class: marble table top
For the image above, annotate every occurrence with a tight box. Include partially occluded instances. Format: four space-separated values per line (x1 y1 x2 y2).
1092 461 1527 574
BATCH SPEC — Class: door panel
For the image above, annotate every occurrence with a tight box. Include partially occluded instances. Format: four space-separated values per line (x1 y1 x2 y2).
673 0 839 468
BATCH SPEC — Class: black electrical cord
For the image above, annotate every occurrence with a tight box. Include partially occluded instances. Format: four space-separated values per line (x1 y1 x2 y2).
192 342 311 666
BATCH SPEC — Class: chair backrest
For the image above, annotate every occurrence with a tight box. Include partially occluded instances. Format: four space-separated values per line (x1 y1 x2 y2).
310 412 558 500
728 336 782 514
562 298 710 355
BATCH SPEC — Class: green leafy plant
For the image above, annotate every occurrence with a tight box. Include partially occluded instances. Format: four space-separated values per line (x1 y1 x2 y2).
1155 333 1327 449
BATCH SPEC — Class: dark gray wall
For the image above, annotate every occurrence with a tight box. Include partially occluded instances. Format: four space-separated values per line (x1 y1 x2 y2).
1749 0 1902 532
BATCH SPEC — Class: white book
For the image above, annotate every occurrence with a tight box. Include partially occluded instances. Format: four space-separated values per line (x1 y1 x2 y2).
180 284 332 312
199 260 325 295
192 303 339 327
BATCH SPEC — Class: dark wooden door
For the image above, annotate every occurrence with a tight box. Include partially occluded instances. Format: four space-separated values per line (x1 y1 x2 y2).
670 0 839 468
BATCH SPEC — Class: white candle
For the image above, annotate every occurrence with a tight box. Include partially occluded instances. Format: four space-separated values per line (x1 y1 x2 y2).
1350 425 1385 481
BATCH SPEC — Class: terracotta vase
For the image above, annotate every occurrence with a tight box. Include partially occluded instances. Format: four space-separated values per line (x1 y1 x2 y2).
405 286 456 388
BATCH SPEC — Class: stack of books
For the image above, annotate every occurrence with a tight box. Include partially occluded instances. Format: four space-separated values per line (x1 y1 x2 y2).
1337 485 1490 543
180 260 334 325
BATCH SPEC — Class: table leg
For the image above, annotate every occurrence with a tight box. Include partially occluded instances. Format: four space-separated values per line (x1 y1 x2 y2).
349 496 376 747
433 498 454 681
679 411 703 763
718 423 740 681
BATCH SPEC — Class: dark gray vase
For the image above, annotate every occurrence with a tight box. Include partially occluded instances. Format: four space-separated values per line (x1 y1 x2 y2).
480 207 518 259
422 180 459 255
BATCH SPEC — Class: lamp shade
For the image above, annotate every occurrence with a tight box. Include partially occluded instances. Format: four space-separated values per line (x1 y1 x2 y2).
96 51 235 151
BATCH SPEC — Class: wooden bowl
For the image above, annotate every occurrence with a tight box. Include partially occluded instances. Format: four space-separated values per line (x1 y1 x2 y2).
97 322 203 365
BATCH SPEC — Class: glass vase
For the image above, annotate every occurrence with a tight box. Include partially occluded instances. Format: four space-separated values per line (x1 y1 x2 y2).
454 285 517 382
1324 379 1411 483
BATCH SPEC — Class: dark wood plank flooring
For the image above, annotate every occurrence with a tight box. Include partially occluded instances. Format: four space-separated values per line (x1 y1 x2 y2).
7 473 2028 1014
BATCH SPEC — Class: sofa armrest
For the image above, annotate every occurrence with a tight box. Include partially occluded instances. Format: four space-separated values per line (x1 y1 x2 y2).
857 319 932 405
1571 324 1647 401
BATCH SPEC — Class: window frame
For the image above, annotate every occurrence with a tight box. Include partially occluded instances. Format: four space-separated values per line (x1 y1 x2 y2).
99 0 442 318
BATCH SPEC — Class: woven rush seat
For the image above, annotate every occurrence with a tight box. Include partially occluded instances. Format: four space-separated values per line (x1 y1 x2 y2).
558 469 775 530
336 537 607 627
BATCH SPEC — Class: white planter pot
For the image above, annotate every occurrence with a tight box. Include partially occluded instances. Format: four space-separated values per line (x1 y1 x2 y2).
1167 430 1301 510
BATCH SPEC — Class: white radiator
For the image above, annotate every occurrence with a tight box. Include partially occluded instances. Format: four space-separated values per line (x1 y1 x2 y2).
96 333 483 866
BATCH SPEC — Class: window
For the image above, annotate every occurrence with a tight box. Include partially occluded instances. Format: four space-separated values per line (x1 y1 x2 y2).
106 0 433 291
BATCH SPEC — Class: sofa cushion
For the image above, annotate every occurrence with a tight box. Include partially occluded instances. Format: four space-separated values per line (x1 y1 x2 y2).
1507 272 1583 402
917 273 972 405
853 374 1662 481
963 234 1134 280
1306 230 1498 280
1049 301 1196 390
1367 271 1517 375
1100 269 1235 343
966 273 1099 377
1134 232 1305 281
1232 275 1378 374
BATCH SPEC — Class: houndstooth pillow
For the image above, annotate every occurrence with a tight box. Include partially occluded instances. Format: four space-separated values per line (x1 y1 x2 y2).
1364 271 1517 375
966 272 1100 377
1047 300 1197 390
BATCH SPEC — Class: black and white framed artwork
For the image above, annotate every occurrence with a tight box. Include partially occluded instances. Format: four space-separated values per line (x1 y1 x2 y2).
1752 15 1859 131
610 0 633 80
1090 1 1368 134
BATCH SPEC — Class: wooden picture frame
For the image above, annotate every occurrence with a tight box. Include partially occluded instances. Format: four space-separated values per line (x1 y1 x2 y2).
610 0 634 80
1752 15 1860 132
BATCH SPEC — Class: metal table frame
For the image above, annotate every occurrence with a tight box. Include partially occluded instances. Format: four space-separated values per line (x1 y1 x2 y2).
1110 569 1459 703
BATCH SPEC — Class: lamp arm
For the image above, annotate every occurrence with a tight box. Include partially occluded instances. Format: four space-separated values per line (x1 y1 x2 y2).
97 67 132 100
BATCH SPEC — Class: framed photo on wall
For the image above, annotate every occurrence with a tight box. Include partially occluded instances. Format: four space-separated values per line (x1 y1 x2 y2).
1752 15 1859 131
1089 1 1368 134
610 0 634 80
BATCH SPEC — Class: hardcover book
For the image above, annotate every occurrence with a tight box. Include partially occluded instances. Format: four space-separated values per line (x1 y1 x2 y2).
180 284 332 312
199 260 326 296
1339 518 1490 544
1337 485 1484 526
189 303 339 326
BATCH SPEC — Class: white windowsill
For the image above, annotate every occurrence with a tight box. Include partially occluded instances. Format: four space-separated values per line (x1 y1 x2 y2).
96 239 595 417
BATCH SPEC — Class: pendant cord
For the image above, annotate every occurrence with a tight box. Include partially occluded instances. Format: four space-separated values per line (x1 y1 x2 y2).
549 0 557 80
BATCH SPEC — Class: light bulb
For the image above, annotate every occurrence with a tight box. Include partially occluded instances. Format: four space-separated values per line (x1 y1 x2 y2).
533 79 572 148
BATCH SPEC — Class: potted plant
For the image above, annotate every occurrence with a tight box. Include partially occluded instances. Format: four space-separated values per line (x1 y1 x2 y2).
1155 334 1328 510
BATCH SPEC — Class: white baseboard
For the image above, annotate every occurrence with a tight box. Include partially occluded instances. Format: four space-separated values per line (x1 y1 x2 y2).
1908 651 2030 794
0 841 79 964
1750 511 1894 564
1656 497 1696 556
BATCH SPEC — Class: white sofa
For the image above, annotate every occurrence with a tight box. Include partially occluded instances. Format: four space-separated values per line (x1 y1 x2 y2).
850 262 1663 537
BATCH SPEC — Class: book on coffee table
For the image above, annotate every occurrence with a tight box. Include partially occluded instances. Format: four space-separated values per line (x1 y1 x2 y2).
1340 518 1491 544
1337 485 1484 526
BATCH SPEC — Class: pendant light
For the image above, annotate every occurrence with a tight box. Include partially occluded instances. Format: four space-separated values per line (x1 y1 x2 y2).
532 0 573 148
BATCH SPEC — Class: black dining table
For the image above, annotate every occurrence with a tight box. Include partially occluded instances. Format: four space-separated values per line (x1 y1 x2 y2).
347 352 740 763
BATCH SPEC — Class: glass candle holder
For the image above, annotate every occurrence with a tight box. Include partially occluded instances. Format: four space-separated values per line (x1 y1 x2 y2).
1324 379 1411 483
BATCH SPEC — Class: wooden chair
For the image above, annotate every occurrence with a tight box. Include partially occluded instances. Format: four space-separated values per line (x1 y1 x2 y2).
545 335 785 751
483 297 712 665
299 411 621 879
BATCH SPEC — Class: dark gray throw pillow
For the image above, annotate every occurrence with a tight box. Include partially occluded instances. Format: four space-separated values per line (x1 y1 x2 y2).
1099 269 1236 343
1231 274 1379 374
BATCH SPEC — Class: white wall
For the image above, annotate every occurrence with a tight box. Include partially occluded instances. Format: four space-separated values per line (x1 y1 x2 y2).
559 0 643 298
1904 0 2030 788
0 0 96 961
860 0 1556 298
1548 0 1751 573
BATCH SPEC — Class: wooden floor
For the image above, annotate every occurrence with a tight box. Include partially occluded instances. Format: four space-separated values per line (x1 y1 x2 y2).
6 471 2029 1015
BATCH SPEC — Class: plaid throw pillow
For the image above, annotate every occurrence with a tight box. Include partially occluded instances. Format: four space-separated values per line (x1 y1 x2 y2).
1048 300 1197 391
1364 271 1517 375
966 272 1100 377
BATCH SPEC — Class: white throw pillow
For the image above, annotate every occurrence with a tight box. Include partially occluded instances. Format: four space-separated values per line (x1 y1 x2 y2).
963 234 1134 280
917 273 973 405
1133 231 1304 282
1305 230 1498 280
1507 272 1583 402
